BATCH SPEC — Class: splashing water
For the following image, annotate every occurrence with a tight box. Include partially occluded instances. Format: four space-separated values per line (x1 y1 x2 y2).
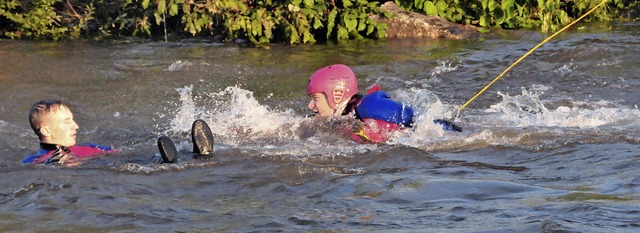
166 60 193 71
484 85 639 128
431 60 460 78
204 86 302 144
164 85 303 144
168 84 204 132
554 60 575 75
160 79 640 155
160 85 391 158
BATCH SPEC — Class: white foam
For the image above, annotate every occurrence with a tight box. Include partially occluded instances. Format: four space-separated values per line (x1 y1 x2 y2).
160 85 384 158
166 60 193 71
168 84 203 132
161 83 640 155
431 60 460 78
553 61 575 75
484 85 639 128
387 83 640 150
203 86 302 143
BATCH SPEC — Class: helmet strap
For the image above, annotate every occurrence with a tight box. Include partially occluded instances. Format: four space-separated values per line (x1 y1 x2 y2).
333 100 349 116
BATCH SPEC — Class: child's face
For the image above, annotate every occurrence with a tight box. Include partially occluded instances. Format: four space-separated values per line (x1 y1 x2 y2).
41 106 79 147
308 93 334 117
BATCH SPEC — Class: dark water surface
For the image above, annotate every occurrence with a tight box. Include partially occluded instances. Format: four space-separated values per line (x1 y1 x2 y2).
1 21 639 232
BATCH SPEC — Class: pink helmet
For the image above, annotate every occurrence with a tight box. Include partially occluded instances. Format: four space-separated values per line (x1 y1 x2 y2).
307 64 359 109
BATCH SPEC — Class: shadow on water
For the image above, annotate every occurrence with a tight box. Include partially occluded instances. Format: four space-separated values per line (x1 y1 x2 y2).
1 21 640 231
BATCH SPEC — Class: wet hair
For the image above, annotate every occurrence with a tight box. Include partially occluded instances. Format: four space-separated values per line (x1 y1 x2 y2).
29 100 70 140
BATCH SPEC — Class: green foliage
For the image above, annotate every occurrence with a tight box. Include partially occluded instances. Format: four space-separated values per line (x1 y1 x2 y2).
537 0 571 32
128 0 390 45
0 0 93 39
394 0 633 32
0 0 390 44
1 0 638 43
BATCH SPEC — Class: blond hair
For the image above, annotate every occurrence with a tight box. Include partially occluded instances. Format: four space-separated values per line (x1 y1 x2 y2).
29 100 70 140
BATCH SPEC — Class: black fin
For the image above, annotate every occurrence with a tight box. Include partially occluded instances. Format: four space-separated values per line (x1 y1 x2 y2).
191 119 214 155
157 136 178 163
433 119 463 132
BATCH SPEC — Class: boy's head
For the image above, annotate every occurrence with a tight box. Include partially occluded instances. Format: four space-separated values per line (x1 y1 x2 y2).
307 64 359 116
29 100 79 147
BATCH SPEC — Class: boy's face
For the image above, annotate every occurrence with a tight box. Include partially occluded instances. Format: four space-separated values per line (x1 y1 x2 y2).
40 106 79 147
308 93 335 117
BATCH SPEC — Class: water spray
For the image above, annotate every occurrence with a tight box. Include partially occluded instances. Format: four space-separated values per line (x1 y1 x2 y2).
434 0 609 132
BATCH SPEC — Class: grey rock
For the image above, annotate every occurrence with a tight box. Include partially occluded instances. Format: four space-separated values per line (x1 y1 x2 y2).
372 2 479 40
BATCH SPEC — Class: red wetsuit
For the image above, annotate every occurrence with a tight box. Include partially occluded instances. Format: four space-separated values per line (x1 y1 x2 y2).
22 143 115 165
341 85 414 144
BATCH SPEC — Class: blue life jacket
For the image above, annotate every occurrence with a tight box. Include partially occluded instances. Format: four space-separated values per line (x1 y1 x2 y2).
355 91 414 127
21 149 49 164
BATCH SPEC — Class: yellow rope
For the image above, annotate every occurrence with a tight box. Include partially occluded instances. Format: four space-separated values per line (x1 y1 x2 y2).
455 0 608 119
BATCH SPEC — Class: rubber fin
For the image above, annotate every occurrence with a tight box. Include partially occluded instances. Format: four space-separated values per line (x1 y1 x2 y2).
157 136 178 163
191 119 214 155
433 119 463 132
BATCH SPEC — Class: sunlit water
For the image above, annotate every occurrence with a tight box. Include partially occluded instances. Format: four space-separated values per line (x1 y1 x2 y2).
1 21 639 232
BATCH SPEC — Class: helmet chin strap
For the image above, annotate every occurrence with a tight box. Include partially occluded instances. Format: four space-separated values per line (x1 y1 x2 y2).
332 101 349 116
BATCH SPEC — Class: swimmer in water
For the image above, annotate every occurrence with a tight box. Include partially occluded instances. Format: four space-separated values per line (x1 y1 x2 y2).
22 99 213 166
306 64 414 143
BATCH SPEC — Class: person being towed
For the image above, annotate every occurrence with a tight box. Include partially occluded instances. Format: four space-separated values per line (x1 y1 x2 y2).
306 64 415 144
22 99 214 166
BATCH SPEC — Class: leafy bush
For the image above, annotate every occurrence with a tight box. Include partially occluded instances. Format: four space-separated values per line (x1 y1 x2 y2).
0 0 93 39
394 0 637 32
123 0 391 45
0 0 638 43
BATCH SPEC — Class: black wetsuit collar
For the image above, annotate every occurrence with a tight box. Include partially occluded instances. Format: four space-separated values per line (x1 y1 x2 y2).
342 94 363 118
39 143 70 153
39 143 71 165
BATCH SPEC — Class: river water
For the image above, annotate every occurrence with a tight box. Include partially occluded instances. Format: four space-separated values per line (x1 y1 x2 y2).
1 21 639 232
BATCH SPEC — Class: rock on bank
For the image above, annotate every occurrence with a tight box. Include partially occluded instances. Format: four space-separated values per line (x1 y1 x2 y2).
373 2 479 40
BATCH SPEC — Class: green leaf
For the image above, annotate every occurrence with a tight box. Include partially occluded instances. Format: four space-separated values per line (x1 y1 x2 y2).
158 0 166 13
154 12 162 25
142 0 150 9
327 9 337 38
494 8 505 25
252 18 262 36
358 11 367 19
337 25 348 39
376 22 387 30
376 22 387 38
343 0 353 8
366 24 374 35
289 25 299 44
435 0 447 16
488 0 498 11
502 0 515 8
357 18 366 31
344 15 357 31
313 17 322 29
481 0 489 10
303 31 315 43
479 14 490 27
169 3 179 16
423 1 437 15
256 8 265 18
415 0 426 10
